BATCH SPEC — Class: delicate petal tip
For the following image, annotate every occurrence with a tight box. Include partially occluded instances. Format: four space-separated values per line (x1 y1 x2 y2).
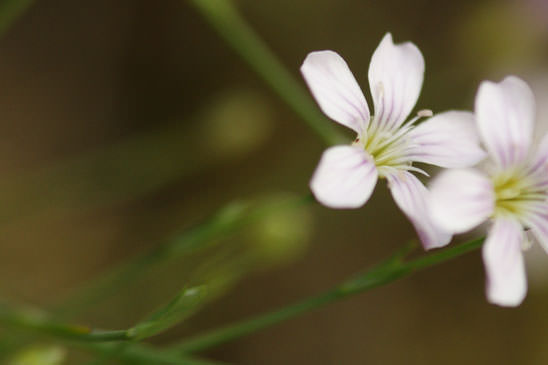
310 145 378 209
383 32 393 43
386 171 452 250
300 50 370 135
483 218 527 307
407 111 487 168
475 76 535 168
429 168 495 234
368 33 425 133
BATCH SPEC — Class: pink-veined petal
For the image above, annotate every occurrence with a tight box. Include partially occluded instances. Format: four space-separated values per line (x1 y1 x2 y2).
532 133 548 167
310 145 378 209
386 170 451 250
527 133 548 187
368 33 424 133
301 51 370 135
483 217 527 307
406 111 486 168
429 169 495 234
520 201 548 254
476 76 535 168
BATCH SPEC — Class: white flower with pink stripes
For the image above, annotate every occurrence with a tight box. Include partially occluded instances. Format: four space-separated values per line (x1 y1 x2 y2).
429 76 547 307
301 33 485 249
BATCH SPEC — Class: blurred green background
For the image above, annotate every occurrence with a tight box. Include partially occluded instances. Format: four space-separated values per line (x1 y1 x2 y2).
0 0 547 364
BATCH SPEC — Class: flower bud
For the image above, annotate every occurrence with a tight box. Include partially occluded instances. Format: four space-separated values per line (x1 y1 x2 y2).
244 194 313 268
9 345 66 365
201 90 273 159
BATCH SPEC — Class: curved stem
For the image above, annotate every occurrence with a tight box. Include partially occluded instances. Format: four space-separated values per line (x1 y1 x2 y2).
171 237 484 353
53 195 312 318
0 305 130 342
82 343 226 365
187 0 345 146
0 237 483 360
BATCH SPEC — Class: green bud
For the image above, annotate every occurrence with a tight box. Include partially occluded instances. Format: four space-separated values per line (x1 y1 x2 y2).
201 90 273 159
9 345 66 365
245 194 313 268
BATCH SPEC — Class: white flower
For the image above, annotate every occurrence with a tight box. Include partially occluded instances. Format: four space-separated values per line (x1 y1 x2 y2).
429 76 548 307
301 33 485 249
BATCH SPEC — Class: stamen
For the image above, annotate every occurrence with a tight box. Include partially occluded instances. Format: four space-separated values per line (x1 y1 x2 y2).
364 109 435 174
388 109 434 143
403 165 429 176
417 109 433 118
493 167 548 218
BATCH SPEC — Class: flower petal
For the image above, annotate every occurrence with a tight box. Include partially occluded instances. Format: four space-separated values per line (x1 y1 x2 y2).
429 169 495 234
483 217 527 307
520 202 548 254
406 111 486 168
386 170 451 250
476 76 535 168
301 51 370 135
310 145 378 209
368 33 424 133
527 133 548 187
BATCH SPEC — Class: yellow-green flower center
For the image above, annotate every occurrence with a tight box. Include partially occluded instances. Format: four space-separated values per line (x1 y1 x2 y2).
492 170 543 217
353 127 412 177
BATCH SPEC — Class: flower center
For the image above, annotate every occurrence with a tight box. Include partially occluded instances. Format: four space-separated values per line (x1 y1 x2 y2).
369 131 407 164
352 128 410 175
492 169 545 218
352 110 433 177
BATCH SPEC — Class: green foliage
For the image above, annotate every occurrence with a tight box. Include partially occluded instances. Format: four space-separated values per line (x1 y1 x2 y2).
0 1 492 364
187 0 345 146
128 286 207 341
8 345 66 365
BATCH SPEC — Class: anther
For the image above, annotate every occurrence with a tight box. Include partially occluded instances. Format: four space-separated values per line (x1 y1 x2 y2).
417 109 433 118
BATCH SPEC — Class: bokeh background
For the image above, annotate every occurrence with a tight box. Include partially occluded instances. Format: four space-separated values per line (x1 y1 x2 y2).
1 0 548 364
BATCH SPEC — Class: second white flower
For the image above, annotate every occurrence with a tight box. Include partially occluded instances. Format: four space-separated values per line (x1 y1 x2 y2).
301 33 485 249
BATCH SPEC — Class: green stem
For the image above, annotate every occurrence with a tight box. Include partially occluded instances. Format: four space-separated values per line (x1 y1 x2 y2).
53 194 312 318
0 309 219 364
0 237 483 361
178 290 340 353
0 305 130 342
82 342 225 365
187 0 344 146
172 237 484 353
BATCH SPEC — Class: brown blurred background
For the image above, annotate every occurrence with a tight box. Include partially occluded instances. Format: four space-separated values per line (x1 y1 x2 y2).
0 0 548 364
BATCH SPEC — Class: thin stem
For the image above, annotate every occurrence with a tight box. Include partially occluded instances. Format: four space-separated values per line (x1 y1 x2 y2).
0 311 220 364
187 0 344 146
171 237 484 353
0 237 484 362
0 305 130 342
81 342 226 365
177 290 341 353
53 194 312 318
80 331 130 342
